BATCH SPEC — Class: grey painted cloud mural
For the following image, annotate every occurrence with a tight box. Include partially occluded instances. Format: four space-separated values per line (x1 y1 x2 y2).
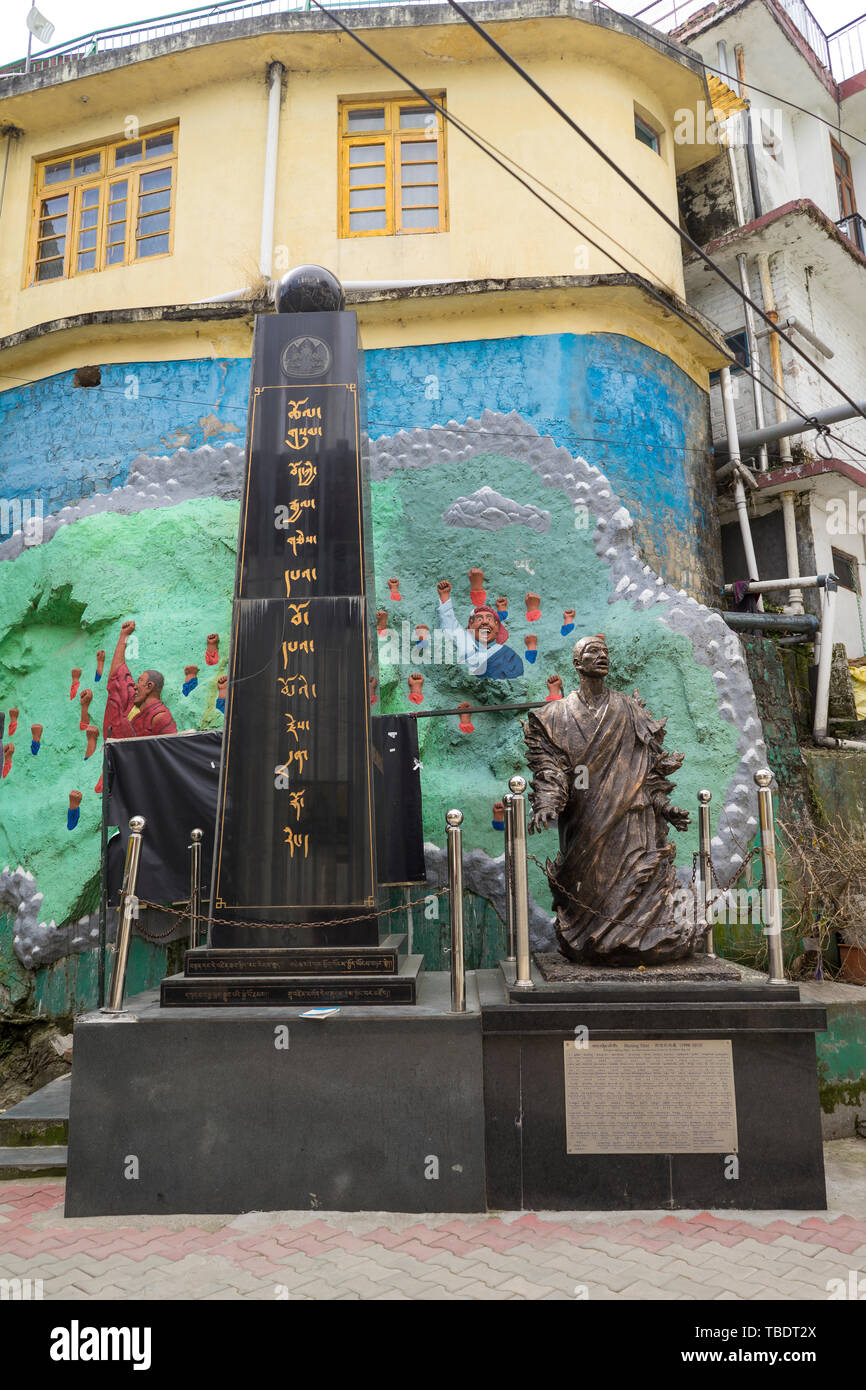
442 486 551 533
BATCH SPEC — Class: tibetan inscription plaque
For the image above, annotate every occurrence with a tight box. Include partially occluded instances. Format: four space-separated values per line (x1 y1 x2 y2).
562 1039 738 1154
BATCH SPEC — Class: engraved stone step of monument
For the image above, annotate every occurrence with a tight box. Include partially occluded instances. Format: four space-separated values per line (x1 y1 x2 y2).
184 934 408 978
160 953 424 1007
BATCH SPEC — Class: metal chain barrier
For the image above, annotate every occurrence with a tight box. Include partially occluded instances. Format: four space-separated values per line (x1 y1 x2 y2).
526 851 670 935
132 885 451 939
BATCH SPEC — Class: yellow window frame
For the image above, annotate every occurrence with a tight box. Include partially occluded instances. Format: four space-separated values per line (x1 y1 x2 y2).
27 124 178 287
339 96 447 238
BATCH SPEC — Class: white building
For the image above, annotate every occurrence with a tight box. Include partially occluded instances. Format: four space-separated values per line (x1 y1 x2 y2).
638 0 866 661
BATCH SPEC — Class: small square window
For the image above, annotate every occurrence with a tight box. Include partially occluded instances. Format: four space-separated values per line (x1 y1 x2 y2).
832 548 860 593
634 112 660 154
710 331 750 385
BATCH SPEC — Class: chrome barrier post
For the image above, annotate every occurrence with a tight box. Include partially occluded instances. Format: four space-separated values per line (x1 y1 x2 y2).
697 790 716 958
508 774 534 989
446 809 465 1013
103 816 146 1016
189 828 203 952
502 792 516 963
755 769 786 985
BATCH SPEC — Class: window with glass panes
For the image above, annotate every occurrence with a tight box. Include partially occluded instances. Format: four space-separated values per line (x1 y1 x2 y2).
29 126 177 284
339 97 446 237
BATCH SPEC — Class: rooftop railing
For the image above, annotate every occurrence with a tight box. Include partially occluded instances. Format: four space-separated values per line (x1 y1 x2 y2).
1 0 865 85
828 16 866 83
0 0 438 76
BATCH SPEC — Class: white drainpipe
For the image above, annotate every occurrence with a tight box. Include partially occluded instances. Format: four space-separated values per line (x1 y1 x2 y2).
720 365 764 611
779 490 805 614
756 252 793 464
259 62 285 281
737 253 768 470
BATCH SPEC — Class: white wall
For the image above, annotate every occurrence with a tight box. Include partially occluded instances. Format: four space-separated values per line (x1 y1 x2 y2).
810 482 866 659
691 239 866 464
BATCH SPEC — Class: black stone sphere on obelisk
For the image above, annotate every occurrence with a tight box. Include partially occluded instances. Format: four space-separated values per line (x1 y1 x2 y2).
209 266 380 947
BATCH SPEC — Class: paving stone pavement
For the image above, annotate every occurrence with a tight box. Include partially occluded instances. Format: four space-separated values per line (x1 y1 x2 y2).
1 1141 864 1301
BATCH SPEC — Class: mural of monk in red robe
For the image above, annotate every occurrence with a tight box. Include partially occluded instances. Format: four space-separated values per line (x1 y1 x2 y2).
102 620 178 740
524 634 695 965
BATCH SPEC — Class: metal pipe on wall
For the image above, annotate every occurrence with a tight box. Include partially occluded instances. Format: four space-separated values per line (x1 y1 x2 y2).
779 491 805 614
718 395 866 456
756 252 793 463
756 316 834 360
736 252 768 470
734 45 762 222
715 611 818 633
259 61 285 281
720 365 764 612
0 126 20 225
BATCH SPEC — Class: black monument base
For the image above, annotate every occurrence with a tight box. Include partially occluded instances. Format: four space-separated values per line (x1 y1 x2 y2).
185 934 407 976
65 964 829 1216
160 953 423 1006
480 966 828 1211
65 971 485 1217
162 934 419 1007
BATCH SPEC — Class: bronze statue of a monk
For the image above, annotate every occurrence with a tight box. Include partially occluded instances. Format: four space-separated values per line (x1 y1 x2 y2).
524 634 697 965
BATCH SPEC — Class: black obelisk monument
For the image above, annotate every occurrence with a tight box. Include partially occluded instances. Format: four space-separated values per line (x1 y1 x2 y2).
209 267 380 948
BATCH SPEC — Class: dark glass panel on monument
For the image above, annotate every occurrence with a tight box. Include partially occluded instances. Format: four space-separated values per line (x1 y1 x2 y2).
237 315 365 602
213 596 375 913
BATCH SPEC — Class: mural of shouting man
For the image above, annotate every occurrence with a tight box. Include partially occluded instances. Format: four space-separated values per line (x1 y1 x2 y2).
436 580 524 678
102 620 178 740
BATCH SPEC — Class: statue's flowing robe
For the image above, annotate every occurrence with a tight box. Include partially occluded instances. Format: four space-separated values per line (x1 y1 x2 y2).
524 690 695 964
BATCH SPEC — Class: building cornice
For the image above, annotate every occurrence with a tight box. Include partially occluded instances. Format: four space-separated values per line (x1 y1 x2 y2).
0 274 728 363
0 0 706 96
693 197 866 271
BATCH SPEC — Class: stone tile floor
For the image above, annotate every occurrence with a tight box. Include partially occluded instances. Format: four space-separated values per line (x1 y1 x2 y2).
1 1140 864 1300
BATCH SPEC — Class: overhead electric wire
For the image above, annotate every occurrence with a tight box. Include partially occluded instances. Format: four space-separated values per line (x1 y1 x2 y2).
305 0 833 445
442 0 866 427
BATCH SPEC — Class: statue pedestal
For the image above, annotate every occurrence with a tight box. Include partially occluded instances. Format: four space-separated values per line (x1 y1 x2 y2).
480 964 827 1211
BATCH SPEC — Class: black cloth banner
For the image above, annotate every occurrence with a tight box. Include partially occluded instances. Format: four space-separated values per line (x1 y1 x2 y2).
106 731 222 903
372 713 426 886
106 717 424 903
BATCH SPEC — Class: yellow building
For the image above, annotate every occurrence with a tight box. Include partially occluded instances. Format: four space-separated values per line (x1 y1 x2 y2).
0 3 725 370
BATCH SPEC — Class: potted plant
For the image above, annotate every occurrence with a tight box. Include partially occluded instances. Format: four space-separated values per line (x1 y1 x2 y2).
838 891 866 984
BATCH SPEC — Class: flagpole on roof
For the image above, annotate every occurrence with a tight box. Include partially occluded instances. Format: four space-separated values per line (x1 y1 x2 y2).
24 4 56 75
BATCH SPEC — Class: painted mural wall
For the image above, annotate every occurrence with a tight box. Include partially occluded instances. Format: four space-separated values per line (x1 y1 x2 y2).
0 330 765 1018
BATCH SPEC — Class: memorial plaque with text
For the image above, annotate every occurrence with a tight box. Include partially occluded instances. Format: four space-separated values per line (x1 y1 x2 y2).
211 311 380 944
563 1039 738 1154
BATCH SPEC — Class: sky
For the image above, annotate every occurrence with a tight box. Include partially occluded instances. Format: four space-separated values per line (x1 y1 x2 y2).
0 0 864 66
